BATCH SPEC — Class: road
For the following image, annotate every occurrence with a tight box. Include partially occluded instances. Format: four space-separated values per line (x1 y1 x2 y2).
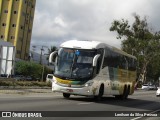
0 90 159 120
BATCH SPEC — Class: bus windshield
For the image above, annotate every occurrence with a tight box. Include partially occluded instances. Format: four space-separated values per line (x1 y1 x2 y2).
54 48 96 80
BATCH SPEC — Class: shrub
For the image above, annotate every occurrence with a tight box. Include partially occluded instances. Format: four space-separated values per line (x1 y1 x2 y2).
0 81 51 87
15 61 53 81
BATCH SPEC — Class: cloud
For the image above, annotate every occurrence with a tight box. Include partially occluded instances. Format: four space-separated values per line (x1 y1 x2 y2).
31 0 160 52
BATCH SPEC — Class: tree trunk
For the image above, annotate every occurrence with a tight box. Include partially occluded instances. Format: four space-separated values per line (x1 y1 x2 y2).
139 60 148 84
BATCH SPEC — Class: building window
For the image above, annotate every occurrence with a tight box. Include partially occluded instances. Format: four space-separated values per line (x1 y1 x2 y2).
2 23 6 26
11 36 15 39
20 25 24 29
4 10 8 13
14 11 18 14
1 35 4 39
32 5 34 8
12 24 16 27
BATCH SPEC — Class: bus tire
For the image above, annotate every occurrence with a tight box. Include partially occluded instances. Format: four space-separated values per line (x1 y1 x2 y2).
63 93 70 98
122 85 129 99
94 84 104 101
115 85 128 100
122 85 127 99
125 86 130 99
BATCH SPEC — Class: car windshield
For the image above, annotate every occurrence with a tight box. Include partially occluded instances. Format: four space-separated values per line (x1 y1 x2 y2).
47 75 53 79
54 48 96 80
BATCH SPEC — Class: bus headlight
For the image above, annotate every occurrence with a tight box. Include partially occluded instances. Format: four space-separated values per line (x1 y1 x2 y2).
85 82 93 87
53 76 57 83
53 79 57 84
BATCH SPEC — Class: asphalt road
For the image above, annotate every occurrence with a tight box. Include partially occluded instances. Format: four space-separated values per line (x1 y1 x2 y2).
0 90 159 120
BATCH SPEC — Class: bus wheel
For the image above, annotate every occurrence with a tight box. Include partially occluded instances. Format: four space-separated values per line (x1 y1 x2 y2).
94 84 104 101
122 85 128 99
63 93 70 98
115 86 128 100
125 86 130 99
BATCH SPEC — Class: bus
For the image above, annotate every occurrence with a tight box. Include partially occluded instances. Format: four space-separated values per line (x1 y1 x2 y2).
49 40 137 100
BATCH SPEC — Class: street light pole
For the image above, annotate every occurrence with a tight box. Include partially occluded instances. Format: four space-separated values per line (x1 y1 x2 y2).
32 45 50 81
32 45 50 64
41 64 45 81
40 47 44 64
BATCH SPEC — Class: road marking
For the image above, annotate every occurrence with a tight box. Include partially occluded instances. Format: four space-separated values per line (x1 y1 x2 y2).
78 102 93 105
131 116 141 120
131 109 160 120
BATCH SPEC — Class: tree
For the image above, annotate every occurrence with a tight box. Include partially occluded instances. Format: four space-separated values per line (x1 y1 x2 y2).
110 14 160 83
49 46 57 54
46 46 57 61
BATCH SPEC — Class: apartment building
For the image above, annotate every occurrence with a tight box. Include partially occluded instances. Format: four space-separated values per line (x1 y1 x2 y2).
0 0 36 60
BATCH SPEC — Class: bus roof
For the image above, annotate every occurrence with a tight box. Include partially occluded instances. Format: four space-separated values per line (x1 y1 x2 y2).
60 40 105 49
60 40 136 59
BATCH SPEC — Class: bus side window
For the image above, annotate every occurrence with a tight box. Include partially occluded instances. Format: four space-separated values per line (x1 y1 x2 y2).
128 58 137 71
96 48 104 74
124 56 128 70
102 48 112 68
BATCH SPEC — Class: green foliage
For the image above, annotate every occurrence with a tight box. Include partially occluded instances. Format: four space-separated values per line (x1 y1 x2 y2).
15 61 53 81
0 81 51 87
110 14 160 83
0 81 13 86
46 46 57 60
15 61 41 78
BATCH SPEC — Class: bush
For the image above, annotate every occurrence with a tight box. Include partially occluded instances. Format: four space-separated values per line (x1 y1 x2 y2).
15 61 53 81
0 81 13 86
0 80 51 87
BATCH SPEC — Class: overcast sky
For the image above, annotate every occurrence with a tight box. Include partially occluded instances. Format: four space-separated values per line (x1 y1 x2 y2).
31 0 160 53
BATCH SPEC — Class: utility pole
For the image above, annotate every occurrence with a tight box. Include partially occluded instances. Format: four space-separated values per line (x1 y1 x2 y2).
32 45 50 81
40 47 44 64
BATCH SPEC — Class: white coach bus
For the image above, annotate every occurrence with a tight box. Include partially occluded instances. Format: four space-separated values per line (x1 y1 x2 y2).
49 40 137 100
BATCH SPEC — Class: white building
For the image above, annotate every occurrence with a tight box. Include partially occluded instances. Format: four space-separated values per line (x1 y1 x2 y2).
0 39 15 77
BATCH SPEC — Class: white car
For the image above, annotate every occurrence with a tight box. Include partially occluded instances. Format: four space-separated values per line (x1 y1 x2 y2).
142 84 150 90
46 74 54 83
156 87 160 97
142 84 156 90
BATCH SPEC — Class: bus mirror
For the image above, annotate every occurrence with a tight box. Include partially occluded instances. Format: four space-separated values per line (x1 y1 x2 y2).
93 54 100 67
49 51 58 64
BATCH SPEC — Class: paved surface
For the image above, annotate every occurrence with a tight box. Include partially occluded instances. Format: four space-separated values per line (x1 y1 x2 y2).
0 88 155 94
0 89 159 120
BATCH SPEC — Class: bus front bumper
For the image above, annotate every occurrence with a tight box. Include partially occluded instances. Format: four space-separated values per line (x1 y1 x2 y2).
52 83 96 96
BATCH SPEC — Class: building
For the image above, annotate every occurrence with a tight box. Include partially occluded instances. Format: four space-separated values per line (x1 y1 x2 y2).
0 0 36 60
0 39 15 77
